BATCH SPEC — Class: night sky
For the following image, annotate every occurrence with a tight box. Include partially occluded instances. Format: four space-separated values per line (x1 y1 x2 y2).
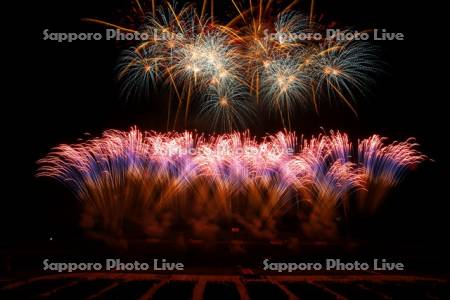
4 0 448 263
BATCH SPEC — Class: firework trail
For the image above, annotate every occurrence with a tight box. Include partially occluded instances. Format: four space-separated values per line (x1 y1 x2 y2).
37 128 425 241
85 0 382 130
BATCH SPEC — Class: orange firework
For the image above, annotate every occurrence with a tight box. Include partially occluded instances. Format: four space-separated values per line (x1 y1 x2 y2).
37 129 425 242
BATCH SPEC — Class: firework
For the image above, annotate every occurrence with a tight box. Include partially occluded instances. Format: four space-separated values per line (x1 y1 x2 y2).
356 135 427 212
84 0 382 130
358 135 426 187
200 82 254 130
259 55 312 127
117 46 162 99
312 39 381 114
37 128 425 240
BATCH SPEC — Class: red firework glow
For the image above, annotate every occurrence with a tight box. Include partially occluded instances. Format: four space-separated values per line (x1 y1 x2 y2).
37 128 426 243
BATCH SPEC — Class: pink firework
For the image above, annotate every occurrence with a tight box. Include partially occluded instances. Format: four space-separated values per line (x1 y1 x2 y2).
37 128 426 240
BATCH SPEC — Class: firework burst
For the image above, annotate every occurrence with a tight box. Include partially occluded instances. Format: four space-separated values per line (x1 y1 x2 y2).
37 128 425 240
84 0 382 131
259 55 312 126
200 82 254 130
